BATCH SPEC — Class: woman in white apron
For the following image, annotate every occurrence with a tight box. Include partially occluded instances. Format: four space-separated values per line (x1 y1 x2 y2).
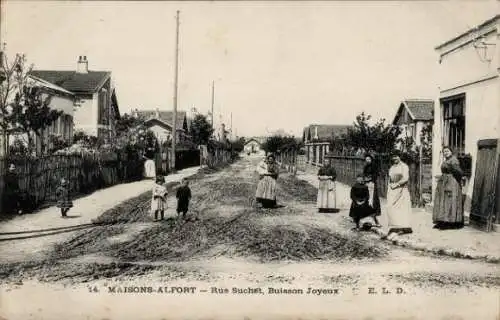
383 151 413 240
255 154 279 208
143 147 156 178
317 157 338 213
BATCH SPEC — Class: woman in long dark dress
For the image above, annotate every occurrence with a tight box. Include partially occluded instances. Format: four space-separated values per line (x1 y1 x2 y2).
363 154 381 227
433 146 464 230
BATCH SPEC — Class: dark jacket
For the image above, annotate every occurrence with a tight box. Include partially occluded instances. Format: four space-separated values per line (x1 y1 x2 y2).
363 163 378 183
318 165 337 180
176 185 191 206
349 182 372 220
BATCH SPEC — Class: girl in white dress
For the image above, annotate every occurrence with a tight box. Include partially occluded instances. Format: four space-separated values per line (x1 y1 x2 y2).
151 175 168 221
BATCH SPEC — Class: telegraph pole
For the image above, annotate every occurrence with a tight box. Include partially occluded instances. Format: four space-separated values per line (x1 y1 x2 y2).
171 10 180 172
210 80 215 129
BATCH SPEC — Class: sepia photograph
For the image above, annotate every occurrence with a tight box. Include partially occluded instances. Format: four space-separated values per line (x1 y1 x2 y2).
0 0 499 319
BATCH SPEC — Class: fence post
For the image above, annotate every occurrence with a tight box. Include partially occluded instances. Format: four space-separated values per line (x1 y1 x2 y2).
418 145 423 207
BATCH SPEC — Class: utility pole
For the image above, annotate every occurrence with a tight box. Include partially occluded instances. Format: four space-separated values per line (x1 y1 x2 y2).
230 112 232 139
211 80 215 129
171 10 180 172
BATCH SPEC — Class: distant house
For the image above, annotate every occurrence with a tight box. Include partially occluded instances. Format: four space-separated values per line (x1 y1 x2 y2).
133 108 189 144
30 56 121 142
244 138 262 154
392 99 434 147
9 75 76 153
303 124 351 166
432 15 500 217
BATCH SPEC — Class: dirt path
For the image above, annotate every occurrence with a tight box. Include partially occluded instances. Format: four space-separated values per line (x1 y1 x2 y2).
0 157 498 320
0 167 199 264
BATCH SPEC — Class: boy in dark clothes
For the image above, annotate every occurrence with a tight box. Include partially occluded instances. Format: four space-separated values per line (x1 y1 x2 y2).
349 174 373 230
176 178 192 219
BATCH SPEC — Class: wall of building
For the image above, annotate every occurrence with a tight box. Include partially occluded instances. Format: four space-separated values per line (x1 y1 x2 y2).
432 20 500 213
433 78 500 213
437 28 498 92
148 124 172 143
244 141 261 152
74 94 98 136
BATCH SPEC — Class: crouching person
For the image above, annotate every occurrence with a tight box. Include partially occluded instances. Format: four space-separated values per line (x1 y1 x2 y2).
349 174 373 231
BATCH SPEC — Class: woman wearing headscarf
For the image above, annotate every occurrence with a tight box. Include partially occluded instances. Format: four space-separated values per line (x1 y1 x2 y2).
255 153 279 208
363 154 382 227
317 156 337 212
383 150 413 240
433 146 465 229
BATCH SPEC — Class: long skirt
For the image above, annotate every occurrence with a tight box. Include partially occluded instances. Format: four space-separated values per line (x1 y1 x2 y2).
386 186 413 234
317 180 337 212
433 174 464 227
255 176 277 208
144 160 156 178
349 200 373 222
366 182 381 216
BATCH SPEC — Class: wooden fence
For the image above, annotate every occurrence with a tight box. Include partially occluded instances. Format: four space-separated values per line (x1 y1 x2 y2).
0 151 144 214
206 147 233 168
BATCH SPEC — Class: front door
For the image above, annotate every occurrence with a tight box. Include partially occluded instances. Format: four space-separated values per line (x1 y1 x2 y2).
470 139 499 232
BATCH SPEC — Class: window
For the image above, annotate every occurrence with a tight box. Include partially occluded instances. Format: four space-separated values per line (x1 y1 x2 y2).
98 89 108 125
441 94 466 154
408 124 416 140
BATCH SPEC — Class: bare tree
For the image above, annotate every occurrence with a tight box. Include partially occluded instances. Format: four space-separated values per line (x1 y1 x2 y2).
0 48 31 156
1 47 61 156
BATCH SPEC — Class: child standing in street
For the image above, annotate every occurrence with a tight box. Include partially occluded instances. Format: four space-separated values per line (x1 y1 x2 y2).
176 178 192 220
56 178 73 218
151 175 168 221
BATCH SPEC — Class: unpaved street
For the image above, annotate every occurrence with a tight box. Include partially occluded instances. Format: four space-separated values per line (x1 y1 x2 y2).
1 156 498 320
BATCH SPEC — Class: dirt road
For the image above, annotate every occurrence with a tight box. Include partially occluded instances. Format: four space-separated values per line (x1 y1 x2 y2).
0 157 498 320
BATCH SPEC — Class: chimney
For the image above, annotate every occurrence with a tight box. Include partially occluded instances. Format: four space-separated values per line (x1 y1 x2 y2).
76 55 88 74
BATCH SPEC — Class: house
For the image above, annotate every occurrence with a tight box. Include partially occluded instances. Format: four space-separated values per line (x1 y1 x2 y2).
392 99 434 147
303 124 351 166
30 56 121 142
8 75 76 153
132 108 189 144
244 138 263 154
432 15 500 218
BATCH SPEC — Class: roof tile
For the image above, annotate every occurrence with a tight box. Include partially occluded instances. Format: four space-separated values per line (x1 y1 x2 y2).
30 70 110 94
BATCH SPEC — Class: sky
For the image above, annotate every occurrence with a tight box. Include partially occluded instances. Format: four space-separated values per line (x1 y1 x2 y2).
1 1 498 137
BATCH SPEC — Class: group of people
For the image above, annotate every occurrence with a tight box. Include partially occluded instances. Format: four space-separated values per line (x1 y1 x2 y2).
253 145 466 241
150 175 192 222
